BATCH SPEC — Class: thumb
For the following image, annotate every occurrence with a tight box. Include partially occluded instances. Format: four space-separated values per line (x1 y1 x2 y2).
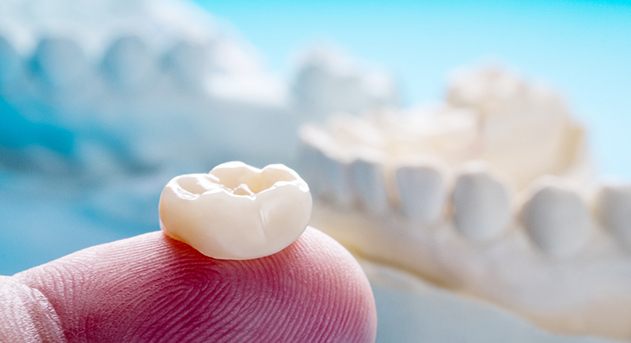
3 228 376 342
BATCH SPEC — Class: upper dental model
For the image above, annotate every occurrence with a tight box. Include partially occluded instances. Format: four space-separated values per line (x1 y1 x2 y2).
0 0 398 176
159 162 312 260
298 66 631 340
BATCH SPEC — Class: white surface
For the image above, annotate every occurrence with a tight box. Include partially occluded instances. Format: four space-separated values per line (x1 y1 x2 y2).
365 260 618 343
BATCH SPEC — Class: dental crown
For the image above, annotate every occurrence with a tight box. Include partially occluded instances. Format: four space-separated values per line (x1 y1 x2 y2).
298 66 631 340
159 162 312 260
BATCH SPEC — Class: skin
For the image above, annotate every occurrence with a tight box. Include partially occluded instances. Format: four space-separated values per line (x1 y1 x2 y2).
0 227 377 342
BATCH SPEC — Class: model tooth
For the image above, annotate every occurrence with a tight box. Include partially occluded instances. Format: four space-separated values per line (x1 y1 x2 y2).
522 181 592 257
301 145 352 207
321 152 354 207
395 162 446 224
102 35 155 90
299 125 353 207
163 40 209 89
0 36 21 84
297 141 327 199
596 182 631 250
452 167 511 242
350 158 389 214
31 37 89 88
159 162 312 260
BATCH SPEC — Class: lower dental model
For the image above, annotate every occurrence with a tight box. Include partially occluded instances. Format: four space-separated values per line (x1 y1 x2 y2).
298 66 631 340
159 162 312 260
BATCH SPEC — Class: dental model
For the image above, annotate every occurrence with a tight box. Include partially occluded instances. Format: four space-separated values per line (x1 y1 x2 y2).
159 162 312 260
0 0 398 175
298 66 631 341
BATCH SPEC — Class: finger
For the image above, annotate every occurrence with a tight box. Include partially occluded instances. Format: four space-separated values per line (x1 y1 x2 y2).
14 227 376 342
0 276 65 342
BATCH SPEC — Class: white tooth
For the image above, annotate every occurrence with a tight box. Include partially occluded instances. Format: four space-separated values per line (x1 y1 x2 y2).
297 141 327 199
298 125 353 207
31 37 88 88
596 182 631 250
159 161 312 260
395 162 446 224
102 35 155 90
452 167 511 242
522 181 591 257
349 157 388 214
163 40 209 89
321 153 354 207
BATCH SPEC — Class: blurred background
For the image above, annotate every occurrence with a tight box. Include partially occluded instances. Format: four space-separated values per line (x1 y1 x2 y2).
0 0 630 276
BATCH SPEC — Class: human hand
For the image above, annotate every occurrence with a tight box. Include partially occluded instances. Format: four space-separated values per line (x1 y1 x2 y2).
0 228 376 342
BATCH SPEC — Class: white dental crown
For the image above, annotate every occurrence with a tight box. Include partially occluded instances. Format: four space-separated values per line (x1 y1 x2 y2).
159 162 312 260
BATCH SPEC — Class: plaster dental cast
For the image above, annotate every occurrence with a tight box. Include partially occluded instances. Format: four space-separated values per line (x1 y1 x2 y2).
297 66 631 340
0 162 377 343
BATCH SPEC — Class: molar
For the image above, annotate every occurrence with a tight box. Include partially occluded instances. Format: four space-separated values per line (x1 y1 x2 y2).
395 161 447 224
159 162 312 260
452 165 511 242
521 180 592 257
596 182 631 250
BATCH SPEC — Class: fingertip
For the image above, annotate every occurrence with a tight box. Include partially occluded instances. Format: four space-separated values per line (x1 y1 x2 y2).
16 228 376 342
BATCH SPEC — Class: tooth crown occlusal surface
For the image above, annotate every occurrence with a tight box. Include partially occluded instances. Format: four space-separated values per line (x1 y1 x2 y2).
159 162 312 260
